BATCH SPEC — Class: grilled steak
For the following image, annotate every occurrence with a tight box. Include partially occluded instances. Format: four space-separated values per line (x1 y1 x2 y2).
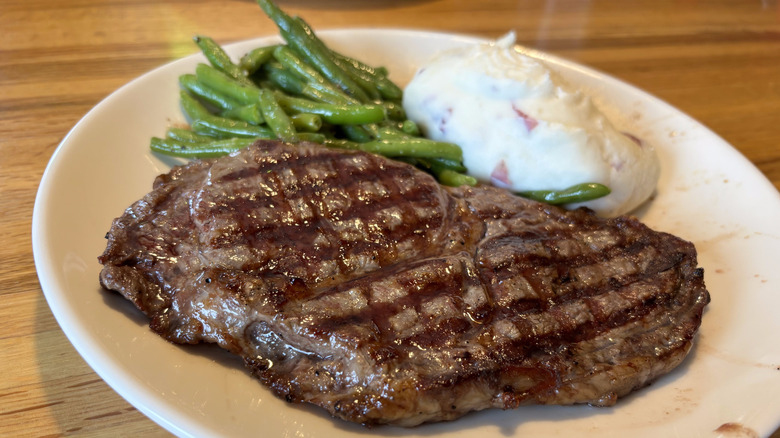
99 140 709 427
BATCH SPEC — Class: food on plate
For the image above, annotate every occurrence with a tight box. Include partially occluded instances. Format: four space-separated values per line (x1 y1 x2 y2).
101 0 707 427
403 32 661 216
151 0 477 188
99 140 709 426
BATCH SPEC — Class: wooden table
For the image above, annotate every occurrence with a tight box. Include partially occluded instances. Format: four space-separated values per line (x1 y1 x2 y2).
2 0 779 436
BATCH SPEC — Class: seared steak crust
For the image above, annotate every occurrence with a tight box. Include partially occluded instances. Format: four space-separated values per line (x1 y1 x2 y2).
99 140 709 426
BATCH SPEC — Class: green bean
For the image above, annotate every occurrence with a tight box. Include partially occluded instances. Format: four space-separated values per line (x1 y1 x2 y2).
436 169 478 187
221 104 264 125
191 116 274 139
518 182 611 205
322 138 354 149
150 137 256 158
263 62 305 94
364 121 420 144
239 45 277 74
376 81 403 102
193 35 253 86
179 74 240 111
400 119 420 136
265 61 350 104
290 132 326 143
263 56 350 104
327 54 384 101
256 0 370 102
328 50 402 101
282 26 370 102
257 88 296 139
299 82 355 105
330 138 463 161
340 125 373 143
166 127 215 144
381 101 406 121
272 45 325 85
272 45 355 105
427 157 467 173
328 50 383 76
293 17 383 101
369 122 420 141
290 113 322 132
179 90 213 121
413 156 468 173
392 156 473 186
371 124 406 140
274 92 385 125
324 141 471 185
331 56 382 101
195 63 261 105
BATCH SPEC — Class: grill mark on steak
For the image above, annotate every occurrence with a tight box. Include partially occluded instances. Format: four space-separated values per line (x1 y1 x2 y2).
98 140 709 427
191 144 464 288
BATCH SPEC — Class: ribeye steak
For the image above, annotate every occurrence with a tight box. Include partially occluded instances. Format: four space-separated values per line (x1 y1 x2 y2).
99 140 710 426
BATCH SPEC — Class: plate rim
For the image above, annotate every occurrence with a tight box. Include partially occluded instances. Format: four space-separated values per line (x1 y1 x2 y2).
32 28 780 438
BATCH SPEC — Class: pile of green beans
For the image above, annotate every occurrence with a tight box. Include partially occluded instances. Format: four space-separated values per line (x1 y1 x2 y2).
150 0 476 187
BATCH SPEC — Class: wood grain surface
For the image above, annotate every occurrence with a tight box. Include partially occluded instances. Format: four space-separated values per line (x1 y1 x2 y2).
2 0 779 436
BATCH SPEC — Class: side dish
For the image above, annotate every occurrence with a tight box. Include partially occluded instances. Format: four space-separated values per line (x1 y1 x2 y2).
152 0 477 188
404 33 660 216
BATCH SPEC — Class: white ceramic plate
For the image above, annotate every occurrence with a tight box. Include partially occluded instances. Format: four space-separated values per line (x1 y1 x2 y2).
33 29 780 438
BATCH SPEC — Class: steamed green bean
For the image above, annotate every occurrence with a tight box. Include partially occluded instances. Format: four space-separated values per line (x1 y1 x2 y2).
256 0 370 102
195 63 261 105
179 90 213 121
179 74 240 112
257 88 297 139
290 113 322 132
151 137 256 158
329 138 462 161
221 103 264 125
191 116 274 139
519 183 611 204
274 92 385 125
263 62 305 94
194 35 253 86
272 45 355 105
328 50 402 101
166 127 215 144
239 45 277 74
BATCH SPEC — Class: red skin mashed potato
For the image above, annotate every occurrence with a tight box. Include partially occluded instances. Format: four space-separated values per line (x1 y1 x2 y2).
403 33 660 217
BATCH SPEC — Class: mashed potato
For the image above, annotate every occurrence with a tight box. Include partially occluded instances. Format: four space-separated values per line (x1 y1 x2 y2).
402 33 660 217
